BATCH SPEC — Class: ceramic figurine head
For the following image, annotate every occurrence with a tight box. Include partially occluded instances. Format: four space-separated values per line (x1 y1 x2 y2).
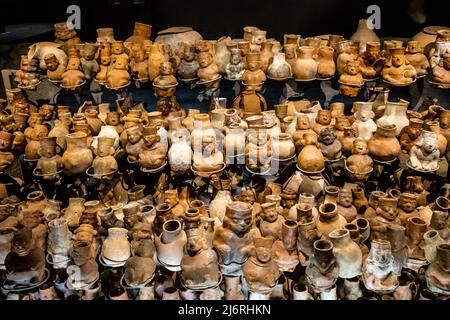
406 41 422 54
346 60 361 75
40 104 54 121
106 112 120 126
284 44 297 60
261 202 278 223
282 220 298 251
376 197 398 221
237 187 257 205
223 202 253 236
67 57 81 71
254 236 273 263
0 131 14 151
338 188 354 208
296 115 311 130
11 226 34 256
316 110 332 126
21 209 41 230
111 41 125 55
81 43 99 60
100 51 111 66
364 42 381 63
406 118 423 141
183 43 196 62
39 136 57 158
143 40 152 53
430 211 449 230
44 54 60 71
334 116 350 131
142 125 161 147
352 139 369 155
319 127 337 146
74 224 97 242
126 126 142 144
230 48 242 65
198 51 213 68
390 47 407 67
246 52 261 72
185 228 206 256
96 137 115 157
160 61 174 76
398 193 417 213
281 190 297 209
252 30 267 45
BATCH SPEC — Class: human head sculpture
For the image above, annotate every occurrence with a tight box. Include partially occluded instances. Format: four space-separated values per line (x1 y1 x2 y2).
346 60 361 75
142 125 161 147
296 114 311 130
66 57 81 71
230 48 242 65
126 126 142 144
319 127 337 146
74 224 97 242
106 112 120 126
223 202 253 236
96 137 115 157
334 116 350 131
282 220 298 251
364 42 381 63
316 110 332 126
406 40 422 54
198 51 213 68
430 210 449 230
352 138 369 155
183 43 196 62
284 44 297 60
281 190 297 209
185 228 207 256
376 197 398 221
338 188 354 208
44 54 60 71
237 186 257 205
406 118 423 141
254 236 273 263
398 193 418 213
111 41 125 55
261 202 278 223
39 136 57 158
40 104 54 121
246 52 261 72
390 47 407 67
416 131 439 155
0 131 14 152
133 48 146 62
252 30 267 46
100 49 111 66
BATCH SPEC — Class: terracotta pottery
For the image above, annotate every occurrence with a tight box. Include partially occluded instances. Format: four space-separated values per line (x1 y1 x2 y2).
209 191 233 223
259 41 274 73
305 239 339 293
425 244 450 295
101 227 131 263
155 220 187 271
293 46 318 81
412 26 450 56
316 203 347 238
350 19 380 52
317 46 336 79
62 132 94 175
367 124 401 161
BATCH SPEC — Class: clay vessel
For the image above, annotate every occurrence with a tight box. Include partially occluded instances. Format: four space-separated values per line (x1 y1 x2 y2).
329 229 362 279
350 19 380 51
293 46 318 81
62 132 93 175
101 227 131 263
317 46 336 78
316 203 347 238
155 220 187 271
367 124 401 161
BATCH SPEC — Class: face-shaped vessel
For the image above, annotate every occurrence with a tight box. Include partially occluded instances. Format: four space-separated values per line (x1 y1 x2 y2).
338 189 353 207
198 52 212 68
317 110 332 125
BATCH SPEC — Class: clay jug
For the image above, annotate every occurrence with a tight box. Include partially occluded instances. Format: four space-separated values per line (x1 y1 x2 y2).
297 143 325 172
63 198 85 228
377 101 409 135
329 229 362 279
191 113 215 150
84 109 103 136
293 46 318 81
168 134 192 174
259 41 274 73
101 227 131 262
267 53 292 80
271 133 295 160
316 203 347 238
316 46 336 79
48 120 69 150
155 220 187 271
367 124 401 161
62 132 94 175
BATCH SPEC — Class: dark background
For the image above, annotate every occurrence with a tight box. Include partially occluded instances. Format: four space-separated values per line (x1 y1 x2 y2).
1 0 449 43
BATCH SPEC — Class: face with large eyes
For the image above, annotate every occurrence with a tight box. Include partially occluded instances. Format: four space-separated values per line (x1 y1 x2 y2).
282 199 296 209
115 57 128 70
262 206 278 222
296 115 310 129
225 212 252 236
317 111 331 125
347 62 360 75
184 47 196 62
392 53 405 67
230 52 242 64
399 196 416 213
422 135 437 153
247 59 259 72
112 43 124 55
198 52 212 68
45 56 59 71
353 140 368 154
283 233 297 251
284 46 296 59
0 136 12 151
127 130 142 144
256 246 271 263
107 113 120 126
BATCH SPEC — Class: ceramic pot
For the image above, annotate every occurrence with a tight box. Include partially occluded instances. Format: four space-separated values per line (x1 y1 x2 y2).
267 52 292 80
155 220 187 271
293 46 318 81
191 114 216 150
367 124 401 161
48 218 72 257
63 198 85 228
85 109 103 136
412 26 450 56
424 230 445 263
224 123 246 161
425 243 450 294
377 101 409 136
209 191 233 223
424 121 448 157
271 133 295 160
297 144 325 172
317 46 336 78
182 109 201 132
316 203 347 238
292 283 314 300
168 134 192 174
62 132 94 175
28 42 67 70
329 229 362 278
101 227 131 262
214 36 232 74
305 239 339 292
94 125 120 150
